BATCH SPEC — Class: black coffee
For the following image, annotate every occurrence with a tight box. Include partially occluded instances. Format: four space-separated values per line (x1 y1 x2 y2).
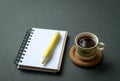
77 36 95 48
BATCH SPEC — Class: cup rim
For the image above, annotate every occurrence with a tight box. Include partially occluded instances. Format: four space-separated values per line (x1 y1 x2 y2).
75 32 99 49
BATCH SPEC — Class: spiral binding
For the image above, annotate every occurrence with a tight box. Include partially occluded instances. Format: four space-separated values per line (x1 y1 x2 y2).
14 28 35 65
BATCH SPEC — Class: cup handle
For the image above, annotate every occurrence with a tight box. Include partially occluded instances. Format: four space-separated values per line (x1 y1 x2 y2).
97 42 105 51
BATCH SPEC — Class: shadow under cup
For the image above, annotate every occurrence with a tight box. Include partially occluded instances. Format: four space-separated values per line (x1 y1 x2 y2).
75 32 105 61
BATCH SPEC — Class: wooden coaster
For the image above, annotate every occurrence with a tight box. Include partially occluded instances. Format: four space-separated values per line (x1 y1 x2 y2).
69 45 103 68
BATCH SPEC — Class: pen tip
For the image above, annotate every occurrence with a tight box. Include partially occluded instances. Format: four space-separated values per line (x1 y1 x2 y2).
42 60 45 64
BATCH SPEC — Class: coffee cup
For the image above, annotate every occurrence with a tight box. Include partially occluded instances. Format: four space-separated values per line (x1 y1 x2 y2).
75 32 105 61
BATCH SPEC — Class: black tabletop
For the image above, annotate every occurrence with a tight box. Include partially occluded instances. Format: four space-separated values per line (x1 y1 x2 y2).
0 0 120 81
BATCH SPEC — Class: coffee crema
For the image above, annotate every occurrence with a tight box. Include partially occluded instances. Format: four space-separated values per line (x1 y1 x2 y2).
77 36 96 48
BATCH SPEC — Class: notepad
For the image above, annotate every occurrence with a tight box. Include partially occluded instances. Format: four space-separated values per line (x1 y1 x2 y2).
14 28 68 73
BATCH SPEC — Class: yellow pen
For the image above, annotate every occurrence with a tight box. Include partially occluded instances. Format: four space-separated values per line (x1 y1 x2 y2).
42 32 60 64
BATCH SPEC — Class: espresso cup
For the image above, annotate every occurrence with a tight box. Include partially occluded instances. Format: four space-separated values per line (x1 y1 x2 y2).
75 32 105 61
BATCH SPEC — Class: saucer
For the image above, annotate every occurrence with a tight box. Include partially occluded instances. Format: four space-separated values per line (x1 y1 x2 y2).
69 45 103 68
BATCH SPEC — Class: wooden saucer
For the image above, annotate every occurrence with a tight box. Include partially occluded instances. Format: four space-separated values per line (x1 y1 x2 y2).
69 45 103 68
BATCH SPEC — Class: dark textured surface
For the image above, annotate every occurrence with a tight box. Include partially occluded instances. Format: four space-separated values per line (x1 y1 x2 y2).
0 0 120 81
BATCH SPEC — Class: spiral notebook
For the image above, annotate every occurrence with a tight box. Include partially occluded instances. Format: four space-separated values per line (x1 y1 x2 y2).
14 28 68 73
